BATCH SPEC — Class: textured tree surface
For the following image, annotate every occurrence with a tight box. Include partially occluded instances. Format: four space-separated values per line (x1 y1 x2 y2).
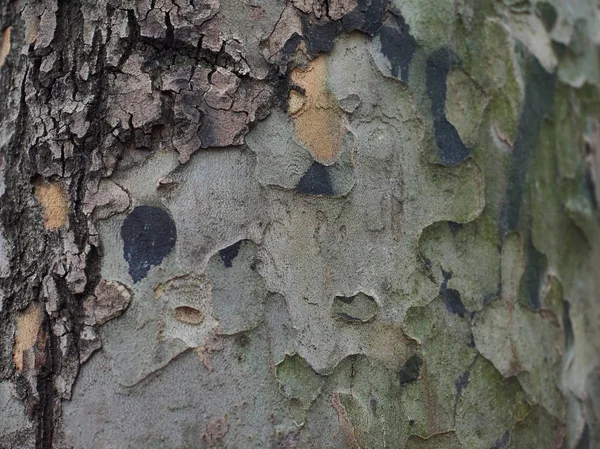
0 0 599 448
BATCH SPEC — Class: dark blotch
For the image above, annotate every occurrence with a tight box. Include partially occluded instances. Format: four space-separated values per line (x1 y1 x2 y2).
423 257 432 270
296 162 334 196
370 398 378 416
447 221 463 235
219 241 243 268
336 296 355 304
499 55 556 236
426 48 471 166
281 33 303 63
121 206 177 283
300 15 341 56
455 370 470 395
518 236 547 310
378 12 417 82
467 332 476 348
341 0 389 36
584 143 598 209
575 423 590 449
442 289 466 317
440 269 467 318
536 2 557 31
490 431 511 449
399 354 422 385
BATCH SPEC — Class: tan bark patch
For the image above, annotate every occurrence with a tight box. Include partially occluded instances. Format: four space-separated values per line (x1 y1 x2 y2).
34 181 68 229
289 56 344 165
0 27 10 68
13 302 43 371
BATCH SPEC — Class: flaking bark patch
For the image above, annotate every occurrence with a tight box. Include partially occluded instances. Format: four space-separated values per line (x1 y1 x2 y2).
289 56 344 165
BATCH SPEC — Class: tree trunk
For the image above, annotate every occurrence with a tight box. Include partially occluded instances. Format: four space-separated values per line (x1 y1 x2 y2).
0 0 599 448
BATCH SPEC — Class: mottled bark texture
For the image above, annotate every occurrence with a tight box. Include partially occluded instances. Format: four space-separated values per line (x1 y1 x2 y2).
0 0 599 448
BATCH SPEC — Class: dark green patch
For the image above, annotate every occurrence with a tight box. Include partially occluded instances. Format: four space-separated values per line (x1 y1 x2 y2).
426 48 472 166
499 55 556 237
535 2 557 31
399 354 422 385
518 236 547 310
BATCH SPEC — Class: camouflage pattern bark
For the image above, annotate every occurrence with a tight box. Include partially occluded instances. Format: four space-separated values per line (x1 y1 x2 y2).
0 0 599 448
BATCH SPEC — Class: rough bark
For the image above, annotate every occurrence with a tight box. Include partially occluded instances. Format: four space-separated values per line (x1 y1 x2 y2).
0 0 599 448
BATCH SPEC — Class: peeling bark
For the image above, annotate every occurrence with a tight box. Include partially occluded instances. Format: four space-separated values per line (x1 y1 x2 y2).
0 0 599 448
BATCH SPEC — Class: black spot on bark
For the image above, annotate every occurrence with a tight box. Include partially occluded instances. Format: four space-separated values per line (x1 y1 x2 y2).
336 295 355 304
341 0 389 36
219 241 243 268
399 354 422 385
490 430 511 449
425 48 471 166
440 269 466 318
378 12 417 82
296 162 334 196
121 206 177 282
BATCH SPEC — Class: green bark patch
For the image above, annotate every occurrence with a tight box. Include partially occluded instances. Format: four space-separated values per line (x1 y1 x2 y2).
276 354 325 425
455 357 529 449
472 232 566 418
403 297 477 438
419 219 500 312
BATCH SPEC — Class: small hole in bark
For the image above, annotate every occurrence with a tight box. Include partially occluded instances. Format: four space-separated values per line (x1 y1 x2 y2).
174 306 204 325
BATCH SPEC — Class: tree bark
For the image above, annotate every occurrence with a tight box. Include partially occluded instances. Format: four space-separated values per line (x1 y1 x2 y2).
0 0 599 448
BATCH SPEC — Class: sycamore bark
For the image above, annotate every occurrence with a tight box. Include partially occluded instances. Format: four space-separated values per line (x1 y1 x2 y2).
0 0 599 448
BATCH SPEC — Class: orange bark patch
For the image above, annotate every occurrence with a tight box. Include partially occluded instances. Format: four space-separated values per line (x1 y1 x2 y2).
13 302 43 371
289 56 344 165
34 181 68 229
